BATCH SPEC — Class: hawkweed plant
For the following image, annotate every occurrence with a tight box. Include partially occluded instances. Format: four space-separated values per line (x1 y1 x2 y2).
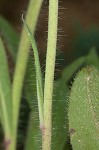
0 0 99 150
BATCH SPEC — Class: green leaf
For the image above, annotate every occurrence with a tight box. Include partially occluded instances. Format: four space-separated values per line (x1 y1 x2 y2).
68 66 99 150
24 53 42 150
85 47 99 68
52 78 69 150
25 112 41 150
0 15 19 60
22 17 43 126
0 37 12 140
62 56 86 82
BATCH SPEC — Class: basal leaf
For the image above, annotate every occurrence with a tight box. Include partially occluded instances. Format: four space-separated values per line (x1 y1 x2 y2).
23 18 43 126
24 53 42 150
68 66 99 150
0 37 12 140
52 78 69 150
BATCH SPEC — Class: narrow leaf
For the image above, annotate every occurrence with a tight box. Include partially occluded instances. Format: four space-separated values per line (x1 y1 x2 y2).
0 37 12 140
62 56 86 82
22 18 44 127
85 47 99 68
24 53 42 150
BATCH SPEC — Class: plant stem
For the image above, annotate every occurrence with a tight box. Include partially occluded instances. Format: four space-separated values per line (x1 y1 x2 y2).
42 0 59 150
12 0 43 149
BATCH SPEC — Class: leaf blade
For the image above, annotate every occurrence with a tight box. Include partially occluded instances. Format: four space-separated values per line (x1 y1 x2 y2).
0 37 12 139
24 54 42 150
0 15 19 60
68 66 99 150
23 18 44 126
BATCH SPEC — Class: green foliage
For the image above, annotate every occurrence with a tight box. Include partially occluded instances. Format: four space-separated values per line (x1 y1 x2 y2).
0 16 19 60
52 79 68 150
23 18 44 126
62 56 86 82
68 66 99 150
0 37 12 143
24 113 41 150
85 47 99 68
24 53 42 150
0 0 99 150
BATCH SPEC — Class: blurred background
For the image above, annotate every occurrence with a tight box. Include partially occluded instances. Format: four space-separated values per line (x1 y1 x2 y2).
0 0 99 64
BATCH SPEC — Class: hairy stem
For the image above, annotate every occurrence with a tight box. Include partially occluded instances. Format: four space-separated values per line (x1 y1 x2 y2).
12 0 43 149
42 0 59 149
